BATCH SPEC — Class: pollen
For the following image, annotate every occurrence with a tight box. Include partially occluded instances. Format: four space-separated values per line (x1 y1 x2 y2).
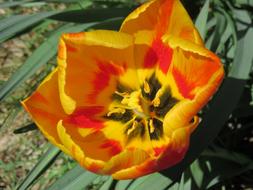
107 107 126 117
143 80 151 93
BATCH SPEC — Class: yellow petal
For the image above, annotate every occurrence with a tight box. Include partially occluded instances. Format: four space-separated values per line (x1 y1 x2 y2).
121 0 203 44
21 69 69 153
165 36 224 100
103 148 151 177
57 30 138 115
57 120 106 173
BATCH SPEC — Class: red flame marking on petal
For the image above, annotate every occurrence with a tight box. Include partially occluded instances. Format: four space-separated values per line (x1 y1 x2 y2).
68 106 104 130
172 67 195 99
144 39 173 74
88 61 124 103
100 139 122 156
153 146 166 157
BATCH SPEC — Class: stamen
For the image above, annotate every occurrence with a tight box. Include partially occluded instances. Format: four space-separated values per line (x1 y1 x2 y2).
143 80 151 93
115 91 129 97
121 91 142 112
133 109 147 118
127 120 138 135
149 119 155 133
152 87 165 107
107 107 125 117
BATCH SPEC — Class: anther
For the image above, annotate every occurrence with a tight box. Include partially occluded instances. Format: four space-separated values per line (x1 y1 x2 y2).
143 80 151 93
107 107 125 117
127 120 138 135
152 87 165 107
149 119 155 133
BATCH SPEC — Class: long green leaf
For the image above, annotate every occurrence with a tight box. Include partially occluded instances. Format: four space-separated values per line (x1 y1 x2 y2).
210 11 227 52
0 0 32 8
47 165 98 190
190 159 204 188
0 15 31 32
128 173 173 190
115 179 133 190
0 11 60 43
199 147 253 189
16 144 61 190
228 22 253 79
13 123 37 134
50 7 134 23
195 0 210 40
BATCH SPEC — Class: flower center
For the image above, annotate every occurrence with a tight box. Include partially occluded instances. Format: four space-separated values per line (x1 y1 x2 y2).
105 74 179 141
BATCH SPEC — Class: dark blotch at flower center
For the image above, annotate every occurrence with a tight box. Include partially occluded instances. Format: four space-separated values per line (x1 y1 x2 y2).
105 73 178 142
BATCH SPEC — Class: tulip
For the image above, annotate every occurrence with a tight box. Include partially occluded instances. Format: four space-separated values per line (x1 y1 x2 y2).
22 0 224 179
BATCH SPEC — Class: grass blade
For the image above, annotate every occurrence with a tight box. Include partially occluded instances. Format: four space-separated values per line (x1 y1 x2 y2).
0 11 60 43
128 173 173 190
0 0 32 8
50 7 134 23
228 27 253 79
13 123 37 134
195 0 210 40
16 144 61 190
210 11 227 52
46 165 98 190
115 179 133 190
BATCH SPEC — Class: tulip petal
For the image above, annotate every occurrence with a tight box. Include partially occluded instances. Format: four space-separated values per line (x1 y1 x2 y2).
166 36 224 100
57 120 106 172
57 30 138 115
103 148 151 177
121 0 203 44
21 69 69 153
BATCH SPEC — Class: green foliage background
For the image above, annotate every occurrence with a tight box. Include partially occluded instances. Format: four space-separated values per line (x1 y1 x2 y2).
0 0 253 189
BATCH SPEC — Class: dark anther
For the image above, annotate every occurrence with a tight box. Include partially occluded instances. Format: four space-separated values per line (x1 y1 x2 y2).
148 118 163 140
105 109 133 123
111 93 123 101
116 83 133 93
154 88 179 117
125 120 146 142
141 73 162 100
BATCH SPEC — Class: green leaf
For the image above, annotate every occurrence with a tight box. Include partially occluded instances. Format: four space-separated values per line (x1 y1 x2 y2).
0 11 60 43
0 23 93 101
126 176 150 190
0 15 31 32
115 179 133 190
228 25 253 79
0 0 32 8
210 11 227 52
214 7 237 54
50 7 134 23
16 144 61 190
46 165 98 190
99 178 117 190
199 146 253 188
128 173 173 190
195 0 210 40
190 159 204 188
13 123 37 134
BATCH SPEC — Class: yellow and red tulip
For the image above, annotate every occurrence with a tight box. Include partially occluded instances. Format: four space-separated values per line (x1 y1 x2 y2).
22 0 224 179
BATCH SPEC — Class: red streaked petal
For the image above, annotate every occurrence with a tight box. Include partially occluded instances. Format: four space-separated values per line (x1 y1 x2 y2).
121 0 203 45
144 39 173 73
100 139 122 156
22 69 68 153
57 30 136 114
